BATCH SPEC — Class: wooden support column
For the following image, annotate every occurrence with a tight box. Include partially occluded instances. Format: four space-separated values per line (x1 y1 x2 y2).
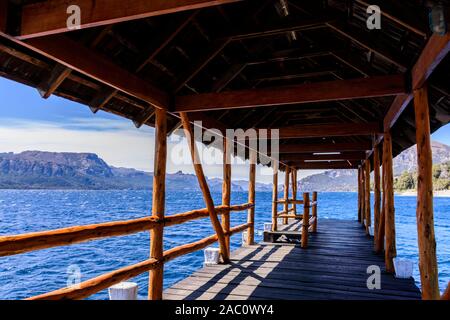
247 149 256 245
291 169 298 215
442 282 450 300
180 112 230 263
221 138 231 258
283 166 290 225
271 164 278 231
376 142 386 253
364 159 371 235
301 192 310 248
361 163 366 226
148 108 167 300
414 85 440 300
373 143 381 247
357 166 362 223
384 131 396 273
312 191 318 233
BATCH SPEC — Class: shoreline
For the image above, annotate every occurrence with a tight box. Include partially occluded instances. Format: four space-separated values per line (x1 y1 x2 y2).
396 190 450 198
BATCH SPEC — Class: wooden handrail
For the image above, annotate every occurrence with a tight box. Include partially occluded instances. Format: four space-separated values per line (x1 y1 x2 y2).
0 203 253 257
276 199 304 204
27 222 251 300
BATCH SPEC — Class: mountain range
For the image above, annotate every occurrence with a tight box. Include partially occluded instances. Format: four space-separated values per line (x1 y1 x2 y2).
1 141 449 192
299 141 450 192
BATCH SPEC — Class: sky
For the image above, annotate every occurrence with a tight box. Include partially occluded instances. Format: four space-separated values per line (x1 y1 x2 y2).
1 77 450 183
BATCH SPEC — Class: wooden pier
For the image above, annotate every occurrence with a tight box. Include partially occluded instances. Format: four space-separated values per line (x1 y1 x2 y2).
164 219 421 300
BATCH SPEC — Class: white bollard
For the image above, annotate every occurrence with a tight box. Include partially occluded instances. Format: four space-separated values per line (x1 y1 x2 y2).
393 258 414 279
264 223 272 232
242 231 248 246
108 282 138 300
369 226 374 236
204 247 220 265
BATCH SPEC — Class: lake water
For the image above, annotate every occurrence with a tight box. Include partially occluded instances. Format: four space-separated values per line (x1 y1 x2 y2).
0 190 448 299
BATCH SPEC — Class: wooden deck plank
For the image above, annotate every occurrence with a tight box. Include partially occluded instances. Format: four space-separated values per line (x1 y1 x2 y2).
164 219 421 300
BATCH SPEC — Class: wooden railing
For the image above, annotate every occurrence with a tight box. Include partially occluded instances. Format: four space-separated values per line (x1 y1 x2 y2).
272 190 318 248
0 203 253 299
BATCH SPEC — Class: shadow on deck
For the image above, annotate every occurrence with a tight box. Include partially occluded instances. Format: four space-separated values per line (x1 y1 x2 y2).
164 219 421 300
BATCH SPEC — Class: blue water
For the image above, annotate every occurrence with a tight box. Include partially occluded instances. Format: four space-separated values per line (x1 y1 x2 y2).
0 190 448 299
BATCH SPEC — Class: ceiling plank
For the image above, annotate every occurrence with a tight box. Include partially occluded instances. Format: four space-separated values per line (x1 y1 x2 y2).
384 32 450 131
281 151 367 161
175 75 407 112
24 34 169 109
279 141 372 153
37 63 72 99
276 122 381 139
19 0 243 40
291 161 359 170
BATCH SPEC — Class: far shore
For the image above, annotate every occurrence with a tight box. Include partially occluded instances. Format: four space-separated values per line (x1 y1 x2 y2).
396 190 450 198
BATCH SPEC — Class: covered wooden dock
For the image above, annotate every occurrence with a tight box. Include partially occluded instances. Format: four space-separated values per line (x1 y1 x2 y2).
164 219 421 300
1 0 449 300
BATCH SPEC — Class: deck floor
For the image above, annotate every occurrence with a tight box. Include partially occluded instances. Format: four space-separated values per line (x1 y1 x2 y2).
164 219 421 300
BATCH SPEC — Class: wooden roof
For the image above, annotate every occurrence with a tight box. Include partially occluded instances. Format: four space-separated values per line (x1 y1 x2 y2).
1 0 449 169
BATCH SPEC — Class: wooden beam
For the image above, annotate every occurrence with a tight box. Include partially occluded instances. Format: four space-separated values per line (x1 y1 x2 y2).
301 192 310 248
175 75 407 112
271 164 278 231
19 0 243 39
283 166 290 225
291 169 297 216
246 149 256 245
376 145 386 253
364 159 371 235
373 143 381 249
357 167 362 223
414 86 440 300
277 122 381 139
281 151 366 162
89 12 197 114
383 94 413 131
279 141 372 154
383 131 396 273
24 35 168 109
384 32 450 131
37 63 71 99
293 161 359 170
148 108 167 300
412 33 450 90
221 138 231 257
180 112 230 263
311 192 318 233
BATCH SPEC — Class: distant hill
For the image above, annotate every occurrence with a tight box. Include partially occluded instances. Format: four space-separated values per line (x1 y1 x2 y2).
298 141 450 192
0 151 245 191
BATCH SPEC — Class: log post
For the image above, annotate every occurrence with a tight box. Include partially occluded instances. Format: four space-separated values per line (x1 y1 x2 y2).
364 159 371 235
373 143 381 247
283 166 290 225
384 131 396 273
148 108 167 300
246 149 256 245
301 192 310 248
442 282 450 300
221 138 231 258
376 141 386 253
180 112 230 263
312 191 318 233
414 85 440 300
291 169 298 216
357 166 362 223
361 163 366 227
271 163 278 231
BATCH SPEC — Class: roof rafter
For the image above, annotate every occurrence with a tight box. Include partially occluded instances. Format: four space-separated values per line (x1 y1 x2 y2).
175 75 407 112
18 0 244 39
